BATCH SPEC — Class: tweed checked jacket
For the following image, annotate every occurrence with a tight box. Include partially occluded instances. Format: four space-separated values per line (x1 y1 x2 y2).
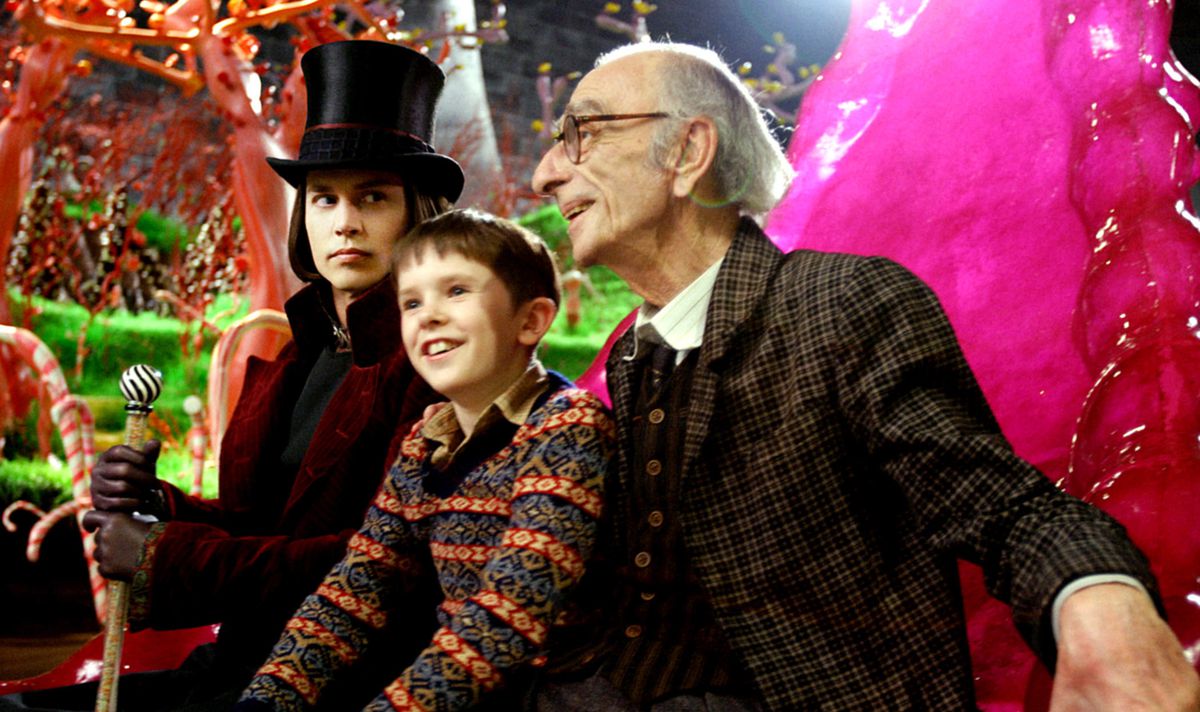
603 219 1158 710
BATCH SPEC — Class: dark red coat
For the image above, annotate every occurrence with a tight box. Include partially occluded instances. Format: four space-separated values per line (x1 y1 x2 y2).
128 278 440 674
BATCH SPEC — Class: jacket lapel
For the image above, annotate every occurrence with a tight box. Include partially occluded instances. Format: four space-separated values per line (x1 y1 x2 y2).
605 327 639 492
280 363 381 521
219 351 304 512
681 219 785 481
277 280 400 524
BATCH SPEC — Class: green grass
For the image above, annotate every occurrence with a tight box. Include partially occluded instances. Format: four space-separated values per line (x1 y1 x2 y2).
517 204 569 252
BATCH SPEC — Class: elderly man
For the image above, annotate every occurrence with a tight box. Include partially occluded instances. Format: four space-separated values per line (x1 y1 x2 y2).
531 41 1200 711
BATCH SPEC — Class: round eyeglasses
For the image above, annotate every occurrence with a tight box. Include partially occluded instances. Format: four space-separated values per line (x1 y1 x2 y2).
552 112 670 164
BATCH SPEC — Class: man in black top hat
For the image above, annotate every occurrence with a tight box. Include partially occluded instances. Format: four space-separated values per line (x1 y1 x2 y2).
2 40 461 712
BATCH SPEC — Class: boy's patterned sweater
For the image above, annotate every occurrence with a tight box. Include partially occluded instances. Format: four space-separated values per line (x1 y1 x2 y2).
240 370 615 711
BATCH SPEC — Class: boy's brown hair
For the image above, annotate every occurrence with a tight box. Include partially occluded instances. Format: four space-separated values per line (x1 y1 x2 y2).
395 208 561 309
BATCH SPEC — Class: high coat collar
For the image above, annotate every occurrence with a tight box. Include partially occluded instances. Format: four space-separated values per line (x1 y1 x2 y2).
284 278 401 367
698 217 784 367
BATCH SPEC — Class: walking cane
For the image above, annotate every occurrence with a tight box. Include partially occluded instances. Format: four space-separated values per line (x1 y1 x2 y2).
95 364 162 712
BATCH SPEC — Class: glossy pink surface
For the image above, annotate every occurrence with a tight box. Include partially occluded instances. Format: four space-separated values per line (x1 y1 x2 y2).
771 0 1200 705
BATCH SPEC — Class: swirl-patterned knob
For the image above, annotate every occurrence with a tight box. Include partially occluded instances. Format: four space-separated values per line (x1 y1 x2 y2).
119 364 163 412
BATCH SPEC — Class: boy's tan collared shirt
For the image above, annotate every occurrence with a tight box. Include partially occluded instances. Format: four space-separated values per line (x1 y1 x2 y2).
421 360 549 471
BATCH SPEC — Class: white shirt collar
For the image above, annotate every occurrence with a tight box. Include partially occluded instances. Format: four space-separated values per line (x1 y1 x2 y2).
625 257 724 362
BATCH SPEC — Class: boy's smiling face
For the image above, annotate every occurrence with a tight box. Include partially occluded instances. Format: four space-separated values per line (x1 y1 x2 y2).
397 247 550 428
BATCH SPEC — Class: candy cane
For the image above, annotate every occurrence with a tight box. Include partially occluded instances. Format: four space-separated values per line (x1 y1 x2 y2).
25 501 83 561
182 395 207 496
2 496 87 568
1 500 84 569
2 500 74 567
206 309 289 462
0 325 108 620
72 394 97 472
2 500 47 531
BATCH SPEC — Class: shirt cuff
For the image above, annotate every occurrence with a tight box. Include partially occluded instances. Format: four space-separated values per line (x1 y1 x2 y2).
1051 574 1149 642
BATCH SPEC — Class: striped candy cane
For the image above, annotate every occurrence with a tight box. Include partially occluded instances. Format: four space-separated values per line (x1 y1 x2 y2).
2 500 47 532
73 394 97 473
182 395 207 497
12 398 100 561
0 325 109 620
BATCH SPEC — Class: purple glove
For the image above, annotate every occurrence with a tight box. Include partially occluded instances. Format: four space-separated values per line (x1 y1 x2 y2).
90 439 165 516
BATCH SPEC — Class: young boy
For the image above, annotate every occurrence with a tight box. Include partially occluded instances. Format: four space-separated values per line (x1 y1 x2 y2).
238 209 616 711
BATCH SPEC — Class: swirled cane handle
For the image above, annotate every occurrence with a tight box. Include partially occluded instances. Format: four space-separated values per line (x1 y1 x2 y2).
119 364 163 413
116 365 162 450
97 364 162 712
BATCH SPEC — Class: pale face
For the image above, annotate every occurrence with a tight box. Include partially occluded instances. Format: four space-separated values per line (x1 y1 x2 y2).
305 168 410 315
397 249 541 424
530 54 675 270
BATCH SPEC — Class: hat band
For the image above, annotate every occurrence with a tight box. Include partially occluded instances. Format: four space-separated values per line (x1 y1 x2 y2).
296 125 437 164
305 123 432 152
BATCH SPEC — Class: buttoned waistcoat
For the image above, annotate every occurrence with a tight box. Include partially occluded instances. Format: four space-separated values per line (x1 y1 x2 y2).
604 219 1158 710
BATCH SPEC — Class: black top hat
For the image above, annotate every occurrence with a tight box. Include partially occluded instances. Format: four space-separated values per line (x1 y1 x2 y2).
267 40 464 203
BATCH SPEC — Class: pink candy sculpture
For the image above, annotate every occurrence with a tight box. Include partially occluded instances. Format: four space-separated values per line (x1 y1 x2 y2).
770 0 1200 706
